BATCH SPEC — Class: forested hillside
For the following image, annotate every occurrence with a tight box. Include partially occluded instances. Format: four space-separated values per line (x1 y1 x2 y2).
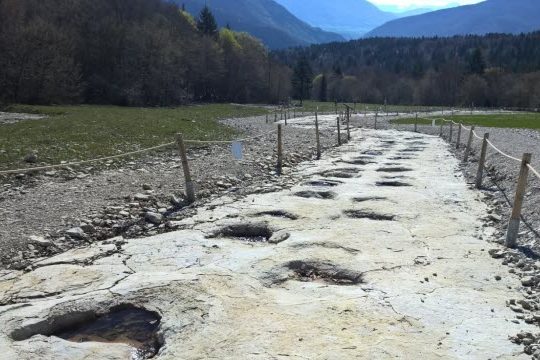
0 0 291 106
277 33 540 108
178 0 343 49
2 0 540 109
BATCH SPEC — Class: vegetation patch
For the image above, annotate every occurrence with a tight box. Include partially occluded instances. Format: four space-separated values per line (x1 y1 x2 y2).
0 104 266 171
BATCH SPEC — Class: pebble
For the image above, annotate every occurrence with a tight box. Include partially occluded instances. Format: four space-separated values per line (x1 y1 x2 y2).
134 193 151 201
28 235 53 248
145 212 163 225
65 227 86 240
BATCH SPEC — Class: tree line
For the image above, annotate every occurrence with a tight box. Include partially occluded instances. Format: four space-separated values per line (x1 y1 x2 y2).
2 0 540 109
0 0 291 106
281 33 540 109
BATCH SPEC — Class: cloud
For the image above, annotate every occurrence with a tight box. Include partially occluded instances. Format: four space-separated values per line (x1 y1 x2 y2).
369 0 484 10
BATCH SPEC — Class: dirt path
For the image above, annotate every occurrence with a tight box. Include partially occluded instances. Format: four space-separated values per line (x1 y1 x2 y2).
0 127 532 359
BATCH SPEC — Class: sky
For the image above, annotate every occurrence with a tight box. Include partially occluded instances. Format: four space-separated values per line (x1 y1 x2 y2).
369 0 484 12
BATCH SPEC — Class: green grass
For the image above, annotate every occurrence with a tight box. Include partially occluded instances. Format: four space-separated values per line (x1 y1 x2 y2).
0 104 267 171
292 100 444 114
392 113 540 130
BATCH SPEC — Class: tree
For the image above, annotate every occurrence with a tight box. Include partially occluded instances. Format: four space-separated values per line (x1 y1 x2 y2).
319 74 327 102
468 48 486 75
291 56 313 105
197 5 218 37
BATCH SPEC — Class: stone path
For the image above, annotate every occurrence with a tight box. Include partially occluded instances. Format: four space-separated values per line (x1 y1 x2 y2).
0 127 534 359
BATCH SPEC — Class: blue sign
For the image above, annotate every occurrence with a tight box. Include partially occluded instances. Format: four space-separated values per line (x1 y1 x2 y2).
231 141 243 160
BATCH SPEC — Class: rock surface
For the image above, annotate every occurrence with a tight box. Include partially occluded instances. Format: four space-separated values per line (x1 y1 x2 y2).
0 127 535 359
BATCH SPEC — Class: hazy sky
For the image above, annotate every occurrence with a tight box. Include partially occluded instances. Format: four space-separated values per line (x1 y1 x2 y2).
370 0 484 11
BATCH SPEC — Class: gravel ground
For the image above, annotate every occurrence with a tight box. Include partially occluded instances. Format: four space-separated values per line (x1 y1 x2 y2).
0 115 337 270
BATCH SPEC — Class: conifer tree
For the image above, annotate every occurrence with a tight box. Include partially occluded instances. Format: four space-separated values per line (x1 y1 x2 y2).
291 56 313 105
468 47 486 75
197 5 218 37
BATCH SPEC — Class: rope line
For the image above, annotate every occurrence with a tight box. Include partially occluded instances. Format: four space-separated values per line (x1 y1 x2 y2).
0 128 280 175
528 164 540 180
185 129 276 144
472 130 483 140
0 142 175 175
485 139 522 162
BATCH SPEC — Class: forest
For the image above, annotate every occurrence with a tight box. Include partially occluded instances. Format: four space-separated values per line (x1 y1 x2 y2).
0 0 290 106
1 0 540 108
279 33 540 108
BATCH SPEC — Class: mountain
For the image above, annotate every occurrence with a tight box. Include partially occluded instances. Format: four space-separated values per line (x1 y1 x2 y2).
273 0 397 39
396 8 438 17
367 0 540 38
177 0 344 49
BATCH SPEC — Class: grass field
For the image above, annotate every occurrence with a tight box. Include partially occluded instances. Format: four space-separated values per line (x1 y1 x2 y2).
0 104 267 171
392 113 540 130
294 100 444 114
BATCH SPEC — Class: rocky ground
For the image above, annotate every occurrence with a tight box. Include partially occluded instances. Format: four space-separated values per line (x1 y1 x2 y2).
1 127 534 359
2 110 540 357
0 114 337 270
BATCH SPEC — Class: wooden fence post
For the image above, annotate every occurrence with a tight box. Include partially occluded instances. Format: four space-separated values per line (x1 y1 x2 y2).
274 113 277 123
414 113 418 132
439 120 443 137
277 124 283 176
464 125 475 162
285 111 288 126
265 114 268 124
315 111 321 160
505 153 532 248
456 124 462 148
449 122 453 142
374 110 378 130
337 117 341 146
475 133 489 188
346 107 351 141
175 133 195 204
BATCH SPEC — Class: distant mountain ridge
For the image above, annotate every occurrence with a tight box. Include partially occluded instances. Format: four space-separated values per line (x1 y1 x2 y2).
274 0 397 39
176 0 344 49
367 0 540 38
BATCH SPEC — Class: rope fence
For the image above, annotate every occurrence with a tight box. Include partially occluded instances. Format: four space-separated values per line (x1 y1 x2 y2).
411 115 539 249
0 142 175 175
3 106 537 247
1 108 352 206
